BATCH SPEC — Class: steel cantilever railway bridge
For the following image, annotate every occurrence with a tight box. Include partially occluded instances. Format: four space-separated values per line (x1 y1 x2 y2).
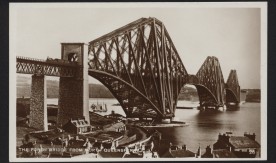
16 17 240 121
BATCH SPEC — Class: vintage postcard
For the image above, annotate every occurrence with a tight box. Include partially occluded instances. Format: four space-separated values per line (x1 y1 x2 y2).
9 2 267 161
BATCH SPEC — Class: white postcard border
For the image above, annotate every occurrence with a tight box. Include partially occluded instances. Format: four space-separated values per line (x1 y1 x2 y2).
9 2 267 162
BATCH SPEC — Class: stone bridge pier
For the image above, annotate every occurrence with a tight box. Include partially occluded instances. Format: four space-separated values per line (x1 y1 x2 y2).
28 43 89 131
29 74 48 131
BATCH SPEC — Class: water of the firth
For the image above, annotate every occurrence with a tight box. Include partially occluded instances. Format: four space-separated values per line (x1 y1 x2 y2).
47 97 261 153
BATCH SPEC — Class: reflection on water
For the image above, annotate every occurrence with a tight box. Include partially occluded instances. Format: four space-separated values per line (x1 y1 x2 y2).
47 98 260 153
157 102 261 152
47 98 126 117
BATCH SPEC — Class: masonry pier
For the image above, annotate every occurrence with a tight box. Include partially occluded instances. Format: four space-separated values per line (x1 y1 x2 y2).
29 75 48 131
57 43 89 127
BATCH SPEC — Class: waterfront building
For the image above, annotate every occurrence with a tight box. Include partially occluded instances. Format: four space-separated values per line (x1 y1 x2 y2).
92 141 103 152
213 132 260 158
123 152 143 158
142 150 159 158
91 103 107 112
202 145 237 158
62 117 93 134
162 144 196 158
104 110 126 121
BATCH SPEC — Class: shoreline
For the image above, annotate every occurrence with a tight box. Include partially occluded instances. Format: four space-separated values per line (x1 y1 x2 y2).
141 123 189 128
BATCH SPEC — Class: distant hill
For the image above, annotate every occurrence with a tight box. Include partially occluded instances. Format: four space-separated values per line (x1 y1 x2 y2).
178 86 199 101
16 76 201 100
243 89 261 103
17 76 31 98
16 75 114 98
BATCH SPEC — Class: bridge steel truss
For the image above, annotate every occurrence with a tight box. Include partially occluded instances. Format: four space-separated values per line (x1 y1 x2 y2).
225 70 240 103
88 18 188 119
194 56 226 107
15 17 241 120
16 56 78 77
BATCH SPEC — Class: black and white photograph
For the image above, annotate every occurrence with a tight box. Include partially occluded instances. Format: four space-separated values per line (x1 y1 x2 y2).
9 2 267 161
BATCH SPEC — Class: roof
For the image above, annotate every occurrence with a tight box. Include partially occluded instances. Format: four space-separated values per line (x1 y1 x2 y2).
93 142 101 148
163 149 195 158
213 149 237 158
70 118 90 128
229 136 260 149
123 152 143 158
98 151 125 158
107 113 125 118
170 149 195 158
67 140 86 148
102 142 112 149
170 145 178 150
161 151 174 158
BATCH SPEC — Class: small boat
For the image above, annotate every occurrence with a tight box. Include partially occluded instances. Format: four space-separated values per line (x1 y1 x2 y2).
90 102 107 112
176 106 194 109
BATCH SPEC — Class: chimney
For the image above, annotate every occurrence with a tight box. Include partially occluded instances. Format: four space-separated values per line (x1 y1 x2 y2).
65 139 68 147
196 145 201 158
244 132 256 141
125 147 130 155
182 145 187 151
111 141 116 150
100 143 104 150
150 141 154 151
228 146 232 152
218 133 222 141
205 145 212 155
142 144 146 151
115 140 119 147
169 142 173 152
221 133 230 143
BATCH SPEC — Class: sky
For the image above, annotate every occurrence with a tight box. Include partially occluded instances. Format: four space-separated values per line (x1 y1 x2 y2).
10 3 263 89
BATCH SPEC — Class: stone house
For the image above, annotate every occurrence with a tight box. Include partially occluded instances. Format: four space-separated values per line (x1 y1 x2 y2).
213 132 260 158
162 144 196 158
63 117 93 134
202 145 237 158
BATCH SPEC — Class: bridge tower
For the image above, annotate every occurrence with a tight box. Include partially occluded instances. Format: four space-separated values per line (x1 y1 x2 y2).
88 18 188 120
225 69 240 104
195 56 225 108
57 43 89 126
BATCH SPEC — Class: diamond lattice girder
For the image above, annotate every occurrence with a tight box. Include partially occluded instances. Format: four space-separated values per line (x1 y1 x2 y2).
16 56 78 77
88 17 188 118
225 70 240 103
196 56 225 106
